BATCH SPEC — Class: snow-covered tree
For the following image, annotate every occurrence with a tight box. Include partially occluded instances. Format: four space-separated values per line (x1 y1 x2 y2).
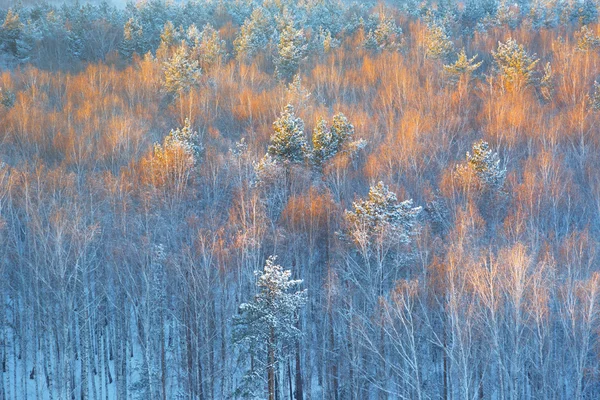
495 0 520 29
267 104 307 165
443 48 482 82
162 42 201 95
0 87 15 109
579 0 599 25
275 12 308 81
234 7 272 61
492 38 539 90
163 118 203 165
311 113 365 169
234 256 306 400
345 181 421 249
188 23 226 71
0 9 23 56
363 13 402 52
121 17 146 58
313 26 340 54
305 0 344 36
460 0 497 31
285 74 312 110
589 80 600 111
576 25 600 52
540 62 554 101
343 181 421 392
425 21 454 60
156 20 178 60
457 140 506 192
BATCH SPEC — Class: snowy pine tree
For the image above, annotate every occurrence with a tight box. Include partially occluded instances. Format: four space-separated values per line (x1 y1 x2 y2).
163 118 203 165
363 12 402 52
0 87 15 109
234 7 272 62
345 181 421 248
121 17 146 58
275 12 308 81
425 21 454 60
311 113 365 169
234 256 306 400
156 20 178 60
313 26 339 54
457 140 506 192
162 43 201 95
589 80 600 111
576 25 600 52
0 9 22 56
492 38 539 90
188 23 226 71
443 48 482 83
267 104 307 165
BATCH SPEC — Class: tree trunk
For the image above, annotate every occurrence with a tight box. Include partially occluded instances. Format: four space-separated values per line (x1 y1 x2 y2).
294 320 303 400
268 327 276 400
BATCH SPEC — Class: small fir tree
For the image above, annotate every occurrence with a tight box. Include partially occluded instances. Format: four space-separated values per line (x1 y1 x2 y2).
443 48 482 82
163 118 203 165
363 13 402 51
589 80 600 111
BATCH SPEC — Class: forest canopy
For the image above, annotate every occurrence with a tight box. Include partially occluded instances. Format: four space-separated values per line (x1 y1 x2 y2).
1 0 600 399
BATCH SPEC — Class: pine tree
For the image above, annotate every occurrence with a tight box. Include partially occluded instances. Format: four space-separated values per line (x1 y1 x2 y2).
267 104 307 165
234 256 306 400
492 38 539 90
575 25 600 52
121 17 146 58
188 23 226 71
425 22 454 60
578 0 599 25
0 9 23 56
163 118 203 165
443 48 482 83
313 27 340 54
275 12 308 81
457 140 506 192
345 181 422 248
234 7 272 62
343 181 421 321
285 74 312 110
311 118 334 167
162 42 201 95
159 20 176 49
363 12 402 52
540 62 554 101
0 87 15 109
311 113 364 168
589 80 600 111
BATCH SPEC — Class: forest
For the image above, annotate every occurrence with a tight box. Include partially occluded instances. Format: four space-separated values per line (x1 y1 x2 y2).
1 0 600 398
